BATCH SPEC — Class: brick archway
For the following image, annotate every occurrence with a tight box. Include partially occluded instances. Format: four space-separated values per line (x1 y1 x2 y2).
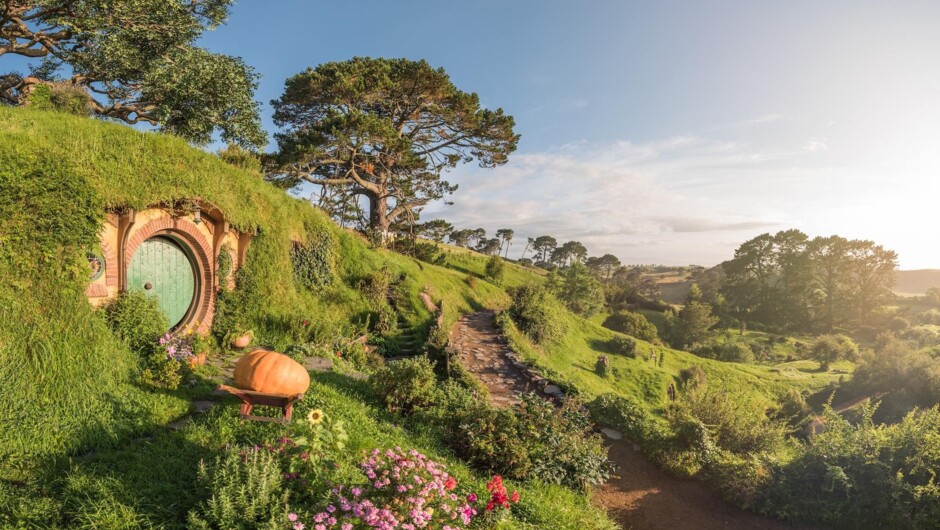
124 217 214 333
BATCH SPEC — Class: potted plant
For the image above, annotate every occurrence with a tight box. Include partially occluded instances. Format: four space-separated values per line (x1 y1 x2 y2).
231 328 254 349
189 330 211 367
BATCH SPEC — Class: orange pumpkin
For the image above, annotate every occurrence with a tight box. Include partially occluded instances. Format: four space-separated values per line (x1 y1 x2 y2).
233 349 310 396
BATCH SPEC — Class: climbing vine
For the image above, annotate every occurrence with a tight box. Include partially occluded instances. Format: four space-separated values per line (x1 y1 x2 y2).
290 230 336 290
216 243 233 292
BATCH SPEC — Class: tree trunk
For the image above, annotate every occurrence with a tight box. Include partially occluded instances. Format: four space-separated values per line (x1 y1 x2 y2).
368 193 390 243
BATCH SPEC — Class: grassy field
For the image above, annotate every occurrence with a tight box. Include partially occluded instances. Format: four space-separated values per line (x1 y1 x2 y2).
7 371 611 529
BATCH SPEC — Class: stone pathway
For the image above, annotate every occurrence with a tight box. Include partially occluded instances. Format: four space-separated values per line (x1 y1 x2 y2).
450 310 545 407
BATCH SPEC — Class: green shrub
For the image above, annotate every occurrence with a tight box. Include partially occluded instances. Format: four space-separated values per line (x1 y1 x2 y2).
589 393 658 442
290 232 336 290
517 395 614 489
138 353 183 389
27 83 91 116
602 311 659 343
187 448 290 530
809 334 859 369
370 356 438 414
338 340 384 372
101 290 168 355
412 241 445 265
609 335 637 357
595 355 610 377
484 255 506 285
679 365 707 389
507 284 568 344
438 397 532 478
668 386 787 455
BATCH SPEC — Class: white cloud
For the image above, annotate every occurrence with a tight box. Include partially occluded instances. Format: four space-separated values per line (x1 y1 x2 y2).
423 135 823 264
803 138 829 152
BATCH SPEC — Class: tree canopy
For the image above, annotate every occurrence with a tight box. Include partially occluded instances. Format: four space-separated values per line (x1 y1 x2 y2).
270 57 519 240
1 0 265 147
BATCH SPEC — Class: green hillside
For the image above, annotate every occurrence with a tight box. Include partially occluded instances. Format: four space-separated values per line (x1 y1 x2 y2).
0 107 617 528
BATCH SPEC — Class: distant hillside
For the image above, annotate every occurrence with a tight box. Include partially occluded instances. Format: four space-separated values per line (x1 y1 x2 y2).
895 269 940 296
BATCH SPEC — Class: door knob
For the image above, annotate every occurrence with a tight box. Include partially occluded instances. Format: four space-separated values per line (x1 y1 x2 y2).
144 282 153 290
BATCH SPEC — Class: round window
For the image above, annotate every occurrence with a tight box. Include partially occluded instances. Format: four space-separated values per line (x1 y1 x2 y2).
87 252 105 281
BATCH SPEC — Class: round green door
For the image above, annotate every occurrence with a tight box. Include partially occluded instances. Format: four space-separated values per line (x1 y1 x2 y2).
128 236 196 328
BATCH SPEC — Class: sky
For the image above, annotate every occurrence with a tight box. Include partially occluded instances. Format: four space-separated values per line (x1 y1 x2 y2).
197 0 940 268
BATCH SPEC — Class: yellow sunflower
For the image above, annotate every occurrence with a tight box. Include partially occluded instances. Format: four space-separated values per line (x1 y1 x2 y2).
307 409 324 425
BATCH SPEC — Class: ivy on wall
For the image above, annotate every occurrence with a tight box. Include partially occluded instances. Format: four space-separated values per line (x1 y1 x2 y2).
216 243 233 292
290 230 336 290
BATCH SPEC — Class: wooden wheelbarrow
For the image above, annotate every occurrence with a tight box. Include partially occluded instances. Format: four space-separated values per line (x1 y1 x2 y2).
217 385 304 424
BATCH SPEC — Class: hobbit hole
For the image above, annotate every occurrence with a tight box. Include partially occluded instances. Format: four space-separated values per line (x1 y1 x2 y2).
85 201 253 333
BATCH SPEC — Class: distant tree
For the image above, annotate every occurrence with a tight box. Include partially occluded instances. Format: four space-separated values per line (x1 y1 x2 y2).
550 262 604 316
845 240 898 325
415 219 454 243
466 228 487 248
551 241 588 266
532 236 558 264
685 283 704 304
520 237 535 261
476 238 502 256
271 58 518 242
809 334 859 370
927 287 940 306
674 302 719 348
588 254 622 284
496 228 515 257
603 311 659 343
2 0 266 147
448 230 470 247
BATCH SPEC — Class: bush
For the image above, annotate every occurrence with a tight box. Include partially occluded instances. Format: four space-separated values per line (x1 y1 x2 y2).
507 284 568 344
595 355 610 377
438 397 532 479
290 232 336 290
412 241 445 265
608 335 637 357
338 340 385 371
370 356 438 414
668 385 787 455
430 390 612 489
809 334 859 369
101 290 168 355
187 447 290 530
679 365 706 389
691 340 754 364
589 393 657 441
517 395 614 488
484 255 506 285
602 311 659 343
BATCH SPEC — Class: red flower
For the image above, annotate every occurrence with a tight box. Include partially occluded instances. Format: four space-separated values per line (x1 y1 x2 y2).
510 491 520 503
486 501 494 512
303 320 310 327
336 351 342 358
444 476 457 491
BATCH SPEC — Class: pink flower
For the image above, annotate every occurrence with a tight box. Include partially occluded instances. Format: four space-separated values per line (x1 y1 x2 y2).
288 513 298 522
293 523 305 530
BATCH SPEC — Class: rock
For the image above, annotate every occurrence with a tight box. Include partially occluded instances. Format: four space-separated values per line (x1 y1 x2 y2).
304 356 334 372
600 427 623 440
544 384 562 395
192 400 215 414
168 417 193 430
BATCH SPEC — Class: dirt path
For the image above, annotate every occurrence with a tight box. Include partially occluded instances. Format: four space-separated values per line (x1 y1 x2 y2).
450 310 814 530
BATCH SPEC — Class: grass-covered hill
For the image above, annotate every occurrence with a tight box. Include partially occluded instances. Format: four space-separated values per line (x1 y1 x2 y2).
0 104 843 461
0 108 617 528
